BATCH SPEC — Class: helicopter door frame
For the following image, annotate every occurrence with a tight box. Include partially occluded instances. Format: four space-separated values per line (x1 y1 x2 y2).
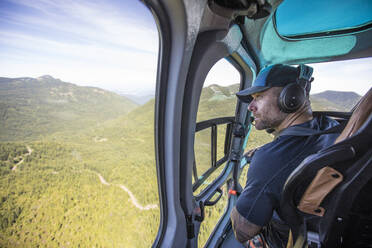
201 52 258 248
177 26 260 246
148 1 192 247
147 0 259 247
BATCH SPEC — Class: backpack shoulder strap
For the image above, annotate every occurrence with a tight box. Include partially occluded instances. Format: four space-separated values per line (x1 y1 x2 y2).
278 122 345 138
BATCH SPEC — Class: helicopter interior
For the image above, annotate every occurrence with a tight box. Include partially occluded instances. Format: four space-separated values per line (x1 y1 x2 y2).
142 0 372 247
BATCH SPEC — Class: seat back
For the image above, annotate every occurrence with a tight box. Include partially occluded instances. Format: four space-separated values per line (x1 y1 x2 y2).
335 88 372 143
280 88 372 247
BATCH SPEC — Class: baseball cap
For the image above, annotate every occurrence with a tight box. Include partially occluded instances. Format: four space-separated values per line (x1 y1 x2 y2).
236 64 298 103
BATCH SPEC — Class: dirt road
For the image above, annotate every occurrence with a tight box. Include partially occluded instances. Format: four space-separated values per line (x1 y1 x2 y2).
96 173 157 210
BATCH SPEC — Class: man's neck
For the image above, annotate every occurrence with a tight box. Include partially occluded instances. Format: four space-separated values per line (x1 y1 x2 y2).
273 105 313 136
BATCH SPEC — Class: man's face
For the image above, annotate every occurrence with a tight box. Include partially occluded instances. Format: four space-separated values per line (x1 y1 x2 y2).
248 87 287 130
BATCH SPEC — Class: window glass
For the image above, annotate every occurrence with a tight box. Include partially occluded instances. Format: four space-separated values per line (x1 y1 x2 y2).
0 1 159 247
193 129 212 188
196 59 240 122
194 59 239 195
216 125 228 161
276 0 372 37
310 58 372 112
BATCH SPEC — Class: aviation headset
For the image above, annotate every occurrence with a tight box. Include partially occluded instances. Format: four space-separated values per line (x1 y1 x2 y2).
278 64 314 113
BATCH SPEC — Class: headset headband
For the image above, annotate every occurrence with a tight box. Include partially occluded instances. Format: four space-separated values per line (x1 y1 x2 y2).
297 64 314 88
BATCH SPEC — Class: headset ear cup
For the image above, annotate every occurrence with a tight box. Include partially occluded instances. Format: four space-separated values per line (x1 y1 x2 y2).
278 83 306 113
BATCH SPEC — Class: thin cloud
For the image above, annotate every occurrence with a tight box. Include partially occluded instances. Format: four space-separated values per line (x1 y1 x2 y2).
0 0 159 93
1 0 370 95
1 0 157 52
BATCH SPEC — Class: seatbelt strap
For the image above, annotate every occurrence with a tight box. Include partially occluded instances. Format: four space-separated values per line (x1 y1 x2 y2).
278 122 346 138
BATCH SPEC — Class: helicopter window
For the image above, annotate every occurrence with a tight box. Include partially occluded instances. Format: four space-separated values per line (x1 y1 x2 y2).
275 0 372 38
193 59 239 194
0 1 159 247
309 59 372 112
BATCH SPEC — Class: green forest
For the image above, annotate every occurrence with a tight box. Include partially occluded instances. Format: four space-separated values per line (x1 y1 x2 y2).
0 76 360 247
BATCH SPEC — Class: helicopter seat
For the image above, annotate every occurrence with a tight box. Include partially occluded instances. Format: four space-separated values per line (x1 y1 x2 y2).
280 88 372 248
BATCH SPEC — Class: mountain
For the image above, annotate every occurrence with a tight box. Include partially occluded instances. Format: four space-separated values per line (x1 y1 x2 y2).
119 93 154 105
0 76 138 141
197 84 240 121
200 84 361 112
310 90 361 111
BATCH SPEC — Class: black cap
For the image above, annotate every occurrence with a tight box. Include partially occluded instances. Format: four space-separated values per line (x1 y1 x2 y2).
236 64 298 103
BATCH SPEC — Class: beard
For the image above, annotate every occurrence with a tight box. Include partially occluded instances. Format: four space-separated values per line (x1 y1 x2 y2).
254 112 287 130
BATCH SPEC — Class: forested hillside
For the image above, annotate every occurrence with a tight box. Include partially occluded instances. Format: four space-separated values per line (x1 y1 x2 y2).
0 76 137 141
197 84 239 121
0 102 158 247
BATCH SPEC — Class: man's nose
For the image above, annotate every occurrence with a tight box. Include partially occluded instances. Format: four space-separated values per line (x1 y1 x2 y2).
248 100 256 112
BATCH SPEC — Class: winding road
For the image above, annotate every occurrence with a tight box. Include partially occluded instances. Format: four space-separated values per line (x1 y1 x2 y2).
10 146 156 211
96 172 158 211
12 145 33 171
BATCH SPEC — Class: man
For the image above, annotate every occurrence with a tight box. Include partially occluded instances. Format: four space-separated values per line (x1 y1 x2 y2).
230 64 339 248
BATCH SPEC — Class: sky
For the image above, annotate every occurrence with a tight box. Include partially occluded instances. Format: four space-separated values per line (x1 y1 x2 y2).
0 0 158 95
0 0 371 96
